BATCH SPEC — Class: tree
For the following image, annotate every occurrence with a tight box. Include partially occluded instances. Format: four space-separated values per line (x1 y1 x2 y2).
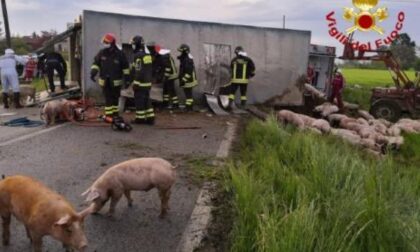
0 36 30 55
390 33 417 70
414 58 420 72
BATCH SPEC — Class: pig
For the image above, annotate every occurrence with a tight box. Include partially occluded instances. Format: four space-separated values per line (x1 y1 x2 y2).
0 175 88 252
393 123 417 134
327 114 349 127
314 103 339 117
277 110 305 129
357 110 374 121
387 125 402 137
311 119 331 134
368 119 389 135
331 128 361 145
40 99 75 126
82 158 177 218
356 118 369 126
299 114 316 127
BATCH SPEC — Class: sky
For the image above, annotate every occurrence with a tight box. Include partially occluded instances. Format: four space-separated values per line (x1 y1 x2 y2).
4 0 420 52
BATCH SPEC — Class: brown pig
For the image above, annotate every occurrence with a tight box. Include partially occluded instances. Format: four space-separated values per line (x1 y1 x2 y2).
0 175 88 252
82 158 177 218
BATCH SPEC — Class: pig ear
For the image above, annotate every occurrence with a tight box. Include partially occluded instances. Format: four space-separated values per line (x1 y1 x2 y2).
85 190 100 202
55 214 71 226
78 204 95 219
81 188 91 197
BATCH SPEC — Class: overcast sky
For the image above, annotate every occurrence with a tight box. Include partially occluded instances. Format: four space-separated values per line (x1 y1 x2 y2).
4 0 420 51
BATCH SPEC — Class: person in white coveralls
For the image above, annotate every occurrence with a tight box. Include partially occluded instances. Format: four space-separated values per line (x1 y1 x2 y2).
0 49 27 109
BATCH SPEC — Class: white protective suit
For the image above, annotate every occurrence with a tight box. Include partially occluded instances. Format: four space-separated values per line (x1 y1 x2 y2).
0 49 27 93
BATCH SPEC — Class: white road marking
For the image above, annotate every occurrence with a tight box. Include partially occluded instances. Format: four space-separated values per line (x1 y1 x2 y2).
0 124 68 147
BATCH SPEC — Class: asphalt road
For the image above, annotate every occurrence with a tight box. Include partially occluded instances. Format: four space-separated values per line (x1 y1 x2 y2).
0 111 228 252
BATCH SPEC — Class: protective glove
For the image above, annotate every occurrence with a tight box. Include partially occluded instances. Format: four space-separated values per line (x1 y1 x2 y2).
90 69 98 82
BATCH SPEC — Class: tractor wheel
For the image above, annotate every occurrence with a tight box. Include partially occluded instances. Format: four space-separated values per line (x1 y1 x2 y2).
370 101 401 122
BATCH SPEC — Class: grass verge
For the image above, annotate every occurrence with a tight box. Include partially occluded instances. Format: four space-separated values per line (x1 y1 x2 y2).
225 118 420 251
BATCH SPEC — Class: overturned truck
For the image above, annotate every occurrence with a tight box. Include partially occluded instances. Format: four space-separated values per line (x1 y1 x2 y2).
46 10 312 107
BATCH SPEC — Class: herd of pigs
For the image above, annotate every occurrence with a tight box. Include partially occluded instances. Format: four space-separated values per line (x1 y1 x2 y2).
277 102 420 156
0 157 177 252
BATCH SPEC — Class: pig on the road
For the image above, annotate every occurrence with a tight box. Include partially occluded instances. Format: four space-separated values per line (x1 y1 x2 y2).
82 158 177 218
40 99 75 126
0 175 89 252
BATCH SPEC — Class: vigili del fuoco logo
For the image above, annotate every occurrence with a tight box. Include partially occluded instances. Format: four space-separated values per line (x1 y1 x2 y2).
326 0 406 51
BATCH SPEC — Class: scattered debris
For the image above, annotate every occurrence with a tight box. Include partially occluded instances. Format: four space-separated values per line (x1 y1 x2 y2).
2 117 44 127
205 94 230 116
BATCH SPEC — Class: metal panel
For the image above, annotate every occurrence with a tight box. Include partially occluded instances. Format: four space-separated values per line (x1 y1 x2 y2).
203 43 231 95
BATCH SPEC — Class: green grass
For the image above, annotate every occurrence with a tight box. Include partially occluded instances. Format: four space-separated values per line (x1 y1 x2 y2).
226 119 420 252
30 78 48 92
342 68 417 88
341 68 417 110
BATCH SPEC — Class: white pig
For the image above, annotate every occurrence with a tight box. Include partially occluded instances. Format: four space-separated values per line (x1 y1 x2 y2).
82 158 177 218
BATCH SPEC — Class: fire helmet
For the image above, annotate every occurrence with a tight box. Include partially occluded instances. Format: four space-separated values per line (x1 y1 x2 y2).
130 35 145 49
102 33 116 44
178 44 190 53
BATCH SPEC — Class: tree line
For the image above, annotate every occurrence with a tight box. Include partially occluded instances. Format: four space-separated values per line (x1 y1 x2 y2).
0 21 57 55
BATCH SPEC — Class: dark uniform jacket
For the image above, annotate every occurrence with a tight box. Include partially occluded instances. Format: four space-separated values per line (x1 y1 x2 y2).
91 46 130 87
178 54 197 88
39 52 67 72
132 50 153 88
231 55 256 84
158 54 178 81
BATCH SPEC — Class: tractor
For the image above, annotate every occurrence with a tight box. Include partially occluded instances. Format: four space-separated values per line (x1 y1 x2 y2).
340 35 420 122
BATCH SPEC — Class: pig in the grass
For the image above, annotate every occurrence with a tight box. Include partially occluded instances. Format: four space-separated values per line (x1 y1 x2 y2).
82 158 177 218
40 99 75 126
0 175 88 252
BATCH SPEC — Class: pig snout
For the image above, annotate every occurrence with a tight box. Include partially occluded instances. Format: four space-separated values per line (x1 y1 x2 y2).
77 239 88 252
69 230 88 252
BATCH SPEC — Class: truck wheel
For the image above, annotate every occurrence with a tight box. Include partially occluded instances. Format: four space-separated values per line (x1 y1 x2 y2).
370 101 401 122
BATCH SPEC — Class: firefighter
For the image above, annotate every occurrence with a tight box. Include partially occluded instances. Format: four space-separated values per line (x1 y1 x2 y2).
229 46 255 108
40 50 68 93
130 35 155 125
177 44 197 111
90 33 130 120
329 69 345 111
157 48 179 109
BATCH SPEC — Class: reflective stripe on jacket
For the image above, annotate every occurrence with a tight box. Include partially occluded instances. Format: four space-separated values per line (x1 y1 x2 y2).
91 46 130 87
231 56 256 84
132 50 153 87
179 54 198 88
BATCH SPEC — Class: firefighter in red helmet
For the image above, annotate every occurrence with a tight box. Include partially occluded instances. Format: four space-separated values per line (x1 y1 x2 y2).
90 33 130 120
